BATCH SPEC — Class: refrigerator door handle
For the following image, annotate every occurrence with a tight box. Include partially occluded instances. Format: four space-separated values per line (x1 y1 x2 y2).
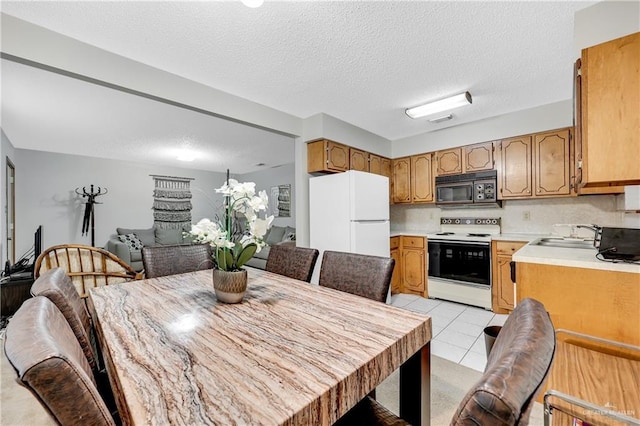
352 220 389 223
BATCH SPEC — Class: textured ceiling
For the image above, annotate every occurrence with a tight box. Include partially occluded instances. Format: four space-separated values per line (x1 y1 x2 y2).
1 1 595 172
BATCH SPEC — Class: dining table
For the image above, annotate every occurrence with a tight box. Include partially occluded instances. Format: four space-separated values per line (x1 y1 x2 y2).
88 267 432 425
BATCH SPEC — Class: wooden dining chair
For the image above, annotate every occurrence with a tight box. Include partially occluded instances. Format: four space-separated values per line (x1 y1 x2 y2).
141 243 214 278
265 245 319 283
30 267 99 372
318 250 395 303
35 244 143 298
4 296 117 426
336 298 556 426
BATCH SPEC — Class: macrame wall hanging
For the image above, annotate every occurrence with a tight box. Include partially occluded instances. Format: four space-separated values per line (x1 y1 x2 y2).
150 175 194 230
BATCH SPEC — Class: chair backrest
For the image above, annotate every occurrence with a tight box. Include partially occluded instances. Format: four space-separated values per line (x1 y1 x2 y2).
318 250 395 302
35 244 143 298
266 245 319 283
142 243 213 278
30 267 98 372
451 298 556 426
4 296 116 426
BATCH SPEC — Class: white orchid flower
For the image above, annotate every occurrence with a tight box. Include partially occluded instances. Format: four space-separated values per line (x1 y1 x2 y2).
189 180 272 271
251 215 274 239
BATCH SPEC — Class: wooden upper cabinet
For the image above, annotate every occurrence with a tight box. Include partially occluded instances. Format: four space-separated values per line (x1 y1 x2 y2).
499 135 533 199
579 32 640 187
349 148 369 172
534 129 572 197
411 153 434 203
437 143 494 176
464 142 494 172
499 128 574 200
392 157 411 204
436 148 463 175
307 139 349 173
369 154 382 174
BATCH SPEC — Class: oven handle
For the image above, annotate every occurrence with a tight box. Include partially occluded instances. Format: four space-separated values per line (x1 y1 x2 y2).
428 239 490 246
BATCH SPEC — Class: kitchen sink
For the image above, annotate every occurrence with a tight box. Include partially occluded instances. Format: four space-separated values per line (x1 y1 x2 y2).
530 238 595 249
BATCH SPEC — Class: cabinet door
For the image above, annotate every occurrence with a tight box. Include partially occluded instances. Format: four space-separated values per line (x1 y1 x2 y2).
495 255 515 311
436 148 462 175
381 158 393 204
534 129 572 196
390 248 401 294
392 157 411 204
464 142 494 172
411 153 434 203
350 148 369 172
402 248 425 296
369 154 382 175
499 136 532 198
326 141 349 172
581 32 640 187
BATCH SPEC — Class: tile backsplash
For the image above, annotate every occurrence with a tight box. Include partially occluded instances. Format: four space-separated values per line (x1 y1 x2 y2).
391 194 634 235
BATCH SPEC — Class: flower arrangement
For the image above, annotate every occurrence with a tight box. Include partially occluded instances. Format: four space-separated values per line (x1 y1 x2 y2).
189 179 273 271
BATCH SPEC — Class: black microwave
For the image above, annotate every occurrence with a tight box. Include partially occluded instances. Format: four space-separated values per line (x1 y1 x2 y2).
435 170 501 208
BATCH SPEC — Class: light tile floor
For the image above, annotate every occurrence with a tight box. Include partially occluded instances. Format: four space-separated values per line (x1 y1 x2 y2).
390 293 508 372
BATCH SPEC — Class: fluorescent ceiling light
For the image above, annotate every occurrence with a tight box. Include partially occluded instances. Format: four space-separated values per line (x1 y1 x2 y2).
429 114 453 123
406 92 472 119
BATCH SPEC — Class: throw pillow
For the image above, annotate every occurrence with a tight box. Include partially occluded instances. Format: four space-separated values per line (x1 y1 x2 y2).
265 226 286 246
284 232 296 241
117 227 156 247
155 227 184 245
117 233 144 251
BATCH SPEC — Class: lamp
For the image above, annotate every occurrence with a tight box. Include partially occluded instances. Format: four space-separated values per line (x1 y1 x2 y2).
405 92 472 119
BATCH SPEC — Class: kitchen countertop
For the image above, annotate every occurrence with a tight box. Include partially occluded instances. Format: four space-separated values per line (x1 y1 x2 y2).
513 242 640 274
390 231 545 242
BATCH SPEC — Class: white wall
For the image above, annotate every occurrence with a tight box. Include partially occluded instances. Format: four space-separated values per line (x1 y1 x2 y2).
14 149 228 256
240 163 296 228
574 1 640 54
391 100 573 157
391 195 625 235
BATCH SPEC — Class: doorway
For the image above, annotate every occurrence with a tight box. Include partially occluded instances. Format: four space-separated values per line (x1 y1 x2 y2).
5 157 15 264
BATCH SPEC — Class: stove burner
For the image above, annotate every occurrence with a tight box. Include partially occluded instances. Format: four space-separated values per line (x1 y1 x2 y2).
436 232 455 235
467 233 490 237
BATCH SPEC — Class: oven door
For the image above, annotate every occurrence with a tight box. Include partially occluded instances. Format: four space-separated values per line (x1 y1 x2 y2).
435 181 474 205
428 239 491 287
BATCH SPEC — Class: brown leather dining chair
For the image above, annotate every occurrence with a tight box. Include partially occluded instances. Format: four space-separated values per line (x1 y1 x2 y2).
142 243 214 278
318 250 395 303
4 296 117 426
30 267 99 372
265 244 319 282
336 298 556 426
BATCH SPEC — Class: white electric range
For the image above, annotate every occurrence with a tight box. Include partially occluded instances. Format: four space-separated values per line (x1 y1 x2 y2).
426 217 501 310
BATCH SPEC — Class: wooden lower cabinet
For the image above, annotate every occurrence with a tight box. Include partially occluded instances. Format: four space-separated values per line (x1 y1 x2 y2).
390 235 427 297
390 237 401 294
516 262 639 346
491 240 526 314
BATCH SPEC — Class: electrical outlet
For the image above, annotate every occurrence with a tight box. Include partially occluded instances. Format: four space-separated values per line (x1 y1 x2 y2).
522 211 531 221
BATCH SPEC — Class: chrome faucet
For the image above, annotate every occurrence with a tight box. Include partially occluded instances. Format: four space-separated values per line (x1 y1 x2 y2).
574 224 602 246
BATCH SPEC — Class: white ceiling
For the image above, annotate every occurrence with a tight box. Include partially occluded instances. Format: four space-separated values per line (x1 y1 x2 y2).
1 1 595 173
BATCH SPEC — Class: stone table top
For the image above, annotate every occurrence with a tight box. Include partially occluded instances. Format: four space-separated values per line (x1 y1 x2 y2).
88 267 432 425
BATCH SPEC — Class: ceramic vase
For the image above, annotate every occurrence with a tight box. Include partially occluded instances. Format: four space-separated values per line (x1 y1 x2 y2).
212 269 247 304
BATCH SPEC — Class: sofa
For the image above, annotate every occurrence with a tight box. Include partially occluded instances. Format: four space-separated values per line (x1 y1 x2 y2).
244 225 296 270
105 226 193 272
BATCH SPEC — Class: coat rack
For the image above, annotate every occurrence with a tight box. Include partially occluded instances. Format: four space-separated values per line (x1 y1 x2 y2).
75 185 107 247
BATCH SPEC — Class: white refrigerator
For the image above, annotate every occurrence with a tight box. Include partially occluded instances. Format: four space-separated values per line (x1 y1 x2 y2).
309 170 390 284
